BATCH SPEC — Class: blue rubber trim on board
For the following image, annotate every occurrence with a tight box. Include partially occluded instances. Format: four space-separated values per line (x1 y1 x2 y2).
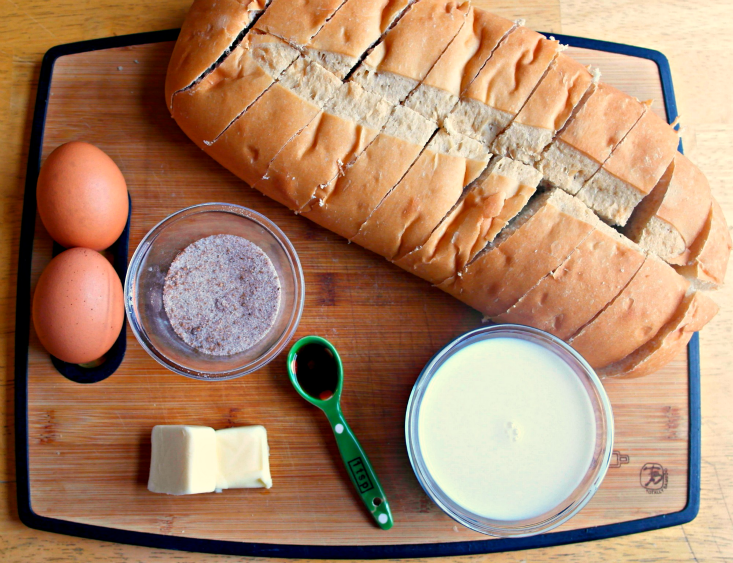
14 29 700 558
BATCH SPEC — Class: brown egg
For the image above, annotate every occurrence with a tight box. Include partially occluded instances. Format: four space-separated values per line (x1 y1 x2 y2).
37 141 129 250
32 247 124 364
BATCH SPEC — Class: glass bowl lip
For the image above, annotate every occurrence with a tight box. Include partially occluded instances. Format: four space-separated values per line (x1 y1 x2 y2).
124 202 305 381
405 323 614 537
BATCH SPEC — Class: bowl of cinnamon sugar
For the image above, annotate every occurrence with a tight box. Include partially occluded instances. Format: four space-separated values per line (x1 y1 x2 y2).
125 203 304 380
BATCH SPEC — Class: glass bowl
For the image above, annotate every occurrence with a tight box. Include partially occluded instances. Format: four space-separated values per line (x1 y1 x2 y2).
124 203 304 380
405 324 613 537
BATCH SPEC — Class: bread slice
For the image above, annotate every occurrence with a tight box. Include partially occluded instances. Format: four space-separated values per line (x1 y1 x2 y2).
495 223 646 339
253 82 393 210
165 0 270 107
567 254 689 369
598 291 718 378
491 54 596 165
300 105 436 239
537 82 647 195
675 199 732 287
171 32 300 146
437 188 598 317
254 0 350 46
624 153 711 265
350 0 471 104
394 156 541 284
443 27 560 146
305 0 414 79
403 7 515 123
351 130 490 259
577 109 679 226
203 58 341 186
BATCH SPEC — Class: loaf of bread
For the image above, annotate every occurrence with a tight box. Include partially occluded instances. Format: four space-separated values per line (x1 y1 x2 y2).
166 0 730 377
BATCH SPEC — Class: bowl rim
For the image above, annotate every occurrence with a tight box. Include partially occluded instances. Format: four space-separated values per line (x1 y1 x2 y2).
405 323 614 537
124 202 305 380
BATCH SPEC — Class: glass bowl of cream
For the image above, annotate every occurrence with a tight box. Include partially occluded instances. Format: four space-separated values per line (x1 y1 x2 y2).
405 324 613 537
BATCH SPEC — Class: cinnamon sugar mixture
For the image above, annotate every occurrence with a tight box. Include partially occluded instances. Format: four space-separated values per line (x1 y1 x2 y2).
163 234 281 355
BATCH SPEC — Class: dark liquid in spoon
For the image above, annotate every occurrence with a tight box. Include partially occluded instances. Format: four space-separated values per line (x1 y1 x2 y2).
294 343 339 401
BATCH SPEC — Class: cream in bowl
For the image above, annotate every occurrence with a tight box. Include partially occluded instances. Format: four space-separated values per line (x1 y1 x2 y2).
406 324 613 537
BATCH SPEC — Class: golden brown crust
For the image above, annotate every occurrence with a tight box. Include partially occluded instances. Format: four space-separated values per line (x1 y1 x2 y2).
352 135 490 259
419 7 514 96
362 0 470 81
553 82 646 165
675 198 732 286
393 157 539 284
438 190 597 317
203 83 323 186
568 255 689 369
308 0 412 63
495 228 645 339
254 0 347 45
171 33 297 145
599 291 718 378
510 54 594 133
165 0 268 107
462 26 560 115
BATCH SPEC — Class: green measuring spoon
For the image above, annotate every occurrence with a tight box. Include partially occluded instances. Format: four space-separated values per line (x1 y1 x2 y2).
287 335 393 530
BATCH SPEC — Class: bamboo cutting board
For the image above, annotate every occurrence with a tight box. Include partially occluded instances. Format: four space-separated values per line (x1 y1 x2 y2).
16 32 696 557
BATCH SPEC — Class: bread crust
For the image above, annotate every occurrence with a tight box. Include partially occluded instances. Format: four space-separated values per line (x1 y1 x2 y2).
491 54 594 164
254 82 393 210
496 227 645 339
538 83 646 193
568 255 689 368
306 0 413 78
599 291 718 378
165 0 269 106
438 189 598 317
394 156 540 284
404 7 514 121
352 131 490 259
254 0 348 45
675 199 732 286
577 109 679 225
171 33 299 145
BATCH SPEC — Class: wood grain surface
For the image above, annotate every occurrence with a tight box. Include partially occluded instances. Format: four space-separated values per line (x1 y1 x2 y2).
2 1 732 562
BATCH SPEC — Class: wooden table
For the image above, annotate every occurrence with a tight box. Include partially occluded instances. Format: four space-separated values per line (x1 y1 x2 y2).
1 1 731 561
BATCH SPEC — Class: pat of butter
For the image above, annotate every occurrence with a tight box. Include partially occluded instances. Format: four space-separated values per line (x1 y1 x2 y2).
216 426 272 490
148 425 217 495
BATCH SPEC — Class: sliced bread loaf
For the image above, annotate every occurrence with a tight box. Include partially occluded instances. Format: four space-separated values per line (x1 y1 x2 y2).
491 54 596 165
351 130 490 259
204 58 341 186
394 156 541 284
165 0 270 106
537 82 647 195
253 81 393 210
598 291 718 378
304 0 414 79
403 7 515 123
443 26 560 146
437 188 598 317
576 109 679 226
300 105 436 239
495 222 646 339
624 152 711 266
567 254 689 369
350 0 471 103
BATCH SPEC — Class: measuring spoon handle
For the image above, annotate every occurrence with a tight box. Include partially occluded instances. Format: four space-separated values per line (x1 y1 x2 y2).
325 407 393 530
